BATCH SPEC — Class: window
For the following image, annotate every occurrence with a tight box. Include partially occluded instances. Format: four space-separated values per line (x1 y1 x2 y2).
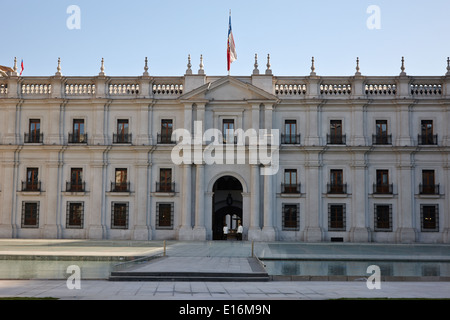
66 202 84 229
113 168 129 192
374 170 392 194
70 119 87 143
111 202 129 229
22 202 39 228
282 120 299 144
158 168 174 192
374 204 392 231
156 203 174 229
328 169 346 194
68 168 84 192
26 119 42 143
419 120 437 145
420 170 438 195
421 205 439 232
328 204 346 231
24 168 40 191
114 119 131 143
159 119 173 144
328 120 345 144
374 120 391 145
222 119 235 144
282 169 299 193
282 204 299 231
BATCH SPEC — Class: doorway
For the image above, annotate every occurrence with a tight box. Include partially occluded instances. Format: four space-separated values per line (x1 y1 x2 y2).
212 176 243 240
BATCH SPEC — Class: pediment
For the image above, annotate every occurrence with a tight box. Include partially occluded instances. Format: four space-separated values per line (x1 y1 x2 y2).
179 76 278 102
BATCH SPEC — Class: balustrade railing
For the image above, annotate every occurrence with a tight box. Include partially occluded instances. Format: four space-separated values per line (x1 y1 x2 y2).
0 83 7 95
275 84 307 96
22 83 51 95
0 75 448 100
109 83 140 95
411 84 442 96
152 84 183 95
365 84 397 96
65 83 96 96
320 84 351 95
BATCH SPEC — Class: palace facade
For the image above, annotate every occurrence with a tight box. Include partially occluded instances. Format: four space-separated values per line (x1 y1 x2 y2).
0 56 449 243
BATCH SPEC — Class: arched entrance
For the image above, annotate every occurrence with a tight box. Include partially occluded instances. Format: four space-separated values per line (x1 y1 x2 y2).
212 176 243 240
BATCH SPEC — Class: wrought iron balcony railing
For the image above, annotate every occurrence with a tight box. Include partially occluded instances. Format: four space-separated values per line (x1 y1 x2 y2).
419 183 440 195
372 134 392 145
111 182 130 192
281 134 301 145
373 183 393 194
22 180 41 192
281 183 301 194
327 183 347 194
24 133 44 143
66 181 86 192
156 182 175 193
68 133 88 144
327 134 346 145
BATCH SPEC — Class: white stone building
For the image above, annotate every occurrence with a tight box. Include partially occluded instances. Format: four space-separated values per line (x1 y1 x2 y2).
0 55 449 243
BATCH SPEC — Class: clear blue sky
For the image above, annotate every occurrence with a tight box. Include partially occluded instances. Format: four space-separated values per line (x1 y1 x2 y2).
1 0 450 77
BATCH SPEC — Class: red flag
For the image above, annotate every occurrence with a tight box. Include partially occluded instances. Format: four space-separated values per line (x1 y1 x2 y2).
227 12 237 72
20 60 24 76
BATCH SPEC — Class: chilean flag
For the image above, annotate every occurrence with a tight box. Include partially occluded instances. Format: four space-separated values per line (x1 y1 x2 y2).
227 11 237 72
20 60 24 76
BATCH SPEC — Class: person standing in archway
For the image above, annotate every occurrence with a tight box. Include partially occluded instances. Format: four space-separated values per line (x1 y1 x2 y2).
237 222 243 241
223 224 229 240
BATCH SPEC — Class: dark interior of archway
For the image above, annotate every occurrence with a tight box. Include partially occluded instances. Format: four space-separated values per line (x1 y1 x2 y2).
212 176 243 240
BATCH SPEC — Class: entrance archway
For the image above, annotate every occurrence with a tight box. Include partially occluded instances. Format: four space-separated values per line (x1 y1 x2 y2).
212 176 243 240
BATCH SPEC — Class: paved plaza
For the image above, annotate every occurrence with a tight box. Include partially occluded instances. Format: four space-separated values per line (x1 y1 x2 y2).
0 240 449 300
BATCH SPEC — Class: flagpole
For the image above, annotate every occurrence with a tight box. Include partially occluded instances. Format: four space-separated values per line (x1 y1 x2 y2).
228 10 231 76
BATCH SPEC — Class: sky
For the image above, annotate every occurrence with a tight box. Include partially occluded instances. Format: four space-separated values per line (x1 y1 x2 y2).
1 0 450 77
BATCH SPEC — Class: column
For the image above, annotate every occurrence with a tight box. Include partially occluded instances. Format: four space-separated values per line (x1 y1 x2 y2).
396 103 412 147
305 104 321 146
133 160 150 240
248 164 261 240
350 104 366 146
88 156 106 239
137 103 150 145
395 159 417 243
349 158 370 242
262 166 276 241
0 161 15 237
179 164 193 240
43 160 60 238
193 164 206 240
443 164 450 243
204 191 214 240
304 151 323 242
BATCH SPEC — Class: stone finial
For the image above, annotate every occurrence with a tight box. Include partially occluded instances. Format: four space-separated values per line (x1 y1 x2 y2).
186 54 192 75
400 56 406 76
252 54 259 75
310 56 317 76
55 57 62 77
99 57 106 76
10 57 19 77
355 57 361 76
143 57 149 77
265 54 272 75
446 57 450 76
198 54 205 75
